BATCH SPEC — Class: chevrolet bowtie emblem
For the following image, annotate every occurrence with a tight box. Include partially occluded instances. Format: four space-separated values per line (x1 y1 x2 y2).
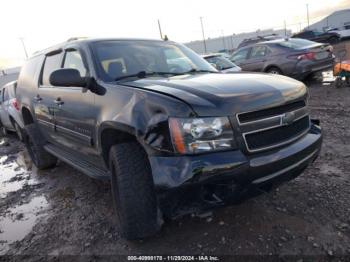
282 112 295 125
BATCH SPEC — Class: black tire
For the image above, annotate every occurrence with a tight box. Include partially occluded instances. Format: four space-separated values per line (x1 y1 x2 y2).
329 36 339 44
346 76 350 87
266 67 282 75
1 127 7 136
109 142 161 240
24 123 57 169
14 122 24 141
334 77 343 88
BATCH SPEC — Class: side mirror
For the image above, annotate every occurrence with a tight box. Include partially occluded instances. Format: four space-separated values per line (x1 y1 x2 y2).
50 68 86 87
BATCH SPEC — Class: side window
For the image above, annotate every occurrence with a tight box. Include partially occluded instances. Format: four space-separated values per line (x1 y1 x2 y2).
3 88 9 102
250 46 269 58
63 50 87 77
231 48 250 63
41 53 62 86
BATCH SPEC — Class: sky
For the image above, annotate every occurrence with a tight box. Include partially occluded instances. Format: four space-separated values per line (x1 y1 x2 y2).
0 0 349 69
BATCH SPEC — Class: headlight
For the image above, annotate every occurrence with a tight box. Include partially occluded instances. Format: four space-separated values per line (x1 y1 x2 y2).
169 117 236 154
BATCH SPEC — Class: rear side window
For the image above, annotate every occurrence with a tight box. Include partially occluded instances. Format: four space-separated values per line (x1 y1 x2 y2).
250 46 270 58
41 53 62 86
63 50 87 77
3 88 9 102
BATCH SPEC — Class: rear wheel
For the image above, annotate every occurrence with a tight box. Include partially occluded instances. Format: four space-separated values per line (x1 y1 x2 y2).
329 36 340 44
266 67 282 75
109 142 161 240
1 127 7 136
24 124 57 169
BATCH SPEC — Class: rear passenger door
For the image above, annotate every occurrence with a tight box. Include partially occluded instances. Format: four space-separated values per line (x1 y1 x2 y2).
34 50 63 143
243 45 270 72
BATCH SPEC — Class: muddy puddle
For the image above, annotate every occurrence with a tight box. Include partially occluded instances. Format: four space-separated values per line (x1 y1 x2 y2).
0 147 49 255
0 196 48 254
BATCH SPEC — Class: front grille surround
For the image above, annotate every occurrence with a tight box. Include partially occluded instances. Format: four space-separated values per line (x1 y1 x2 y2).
236 101 310 153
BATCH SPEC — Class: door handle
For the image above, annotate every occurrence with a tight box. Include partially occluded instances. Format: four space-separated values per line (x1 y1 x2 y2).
54 98 64 106
33 95 42 102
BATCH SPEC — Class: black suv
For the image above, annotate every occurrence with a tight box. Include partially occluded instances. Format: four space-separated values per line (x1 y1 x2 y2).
17 38 322 240
292 30 340 44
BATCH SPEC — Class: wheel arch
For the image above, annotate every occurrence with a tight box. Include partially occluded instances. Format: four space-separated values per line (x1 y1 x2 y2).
99 121 141 168
21 106 34 125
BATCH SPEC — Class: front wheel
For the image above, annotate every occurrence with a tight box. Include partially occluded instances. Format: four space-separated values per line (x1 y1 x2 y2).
109 142 161 240
334 77 343 88
266 67 282 75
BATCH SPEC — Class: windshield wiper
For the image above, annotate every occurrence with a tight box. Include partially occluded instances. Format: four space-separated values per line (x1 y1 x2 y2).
115 71 180 81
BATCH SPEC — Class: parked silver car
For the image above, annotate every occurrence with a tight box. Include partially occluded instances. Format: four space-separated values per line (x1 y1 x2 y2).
230 38 335 80
0 81 24 140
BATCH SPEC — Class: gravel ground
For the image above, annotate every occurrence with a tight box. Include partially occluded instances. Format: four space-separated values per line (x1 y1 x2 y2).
0 75 349 261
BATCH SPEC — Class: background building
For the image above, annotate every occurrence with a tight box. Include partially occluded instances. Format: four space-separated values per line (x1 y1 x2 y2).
185 28 290 54
308 9 350 31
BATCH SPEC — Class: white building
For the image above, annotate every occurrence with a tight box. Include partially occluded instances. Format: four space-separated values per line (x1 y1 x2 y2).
185 28 290 54
308 9 350 32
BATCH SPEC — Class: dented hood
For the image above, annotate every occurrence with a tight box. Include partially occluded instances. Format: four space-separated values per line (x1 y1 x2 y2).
122 73 307 116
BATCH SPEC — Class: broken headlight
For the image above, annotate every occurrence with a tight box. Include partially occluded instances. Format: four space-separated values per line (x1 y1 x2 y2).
169 117 236 154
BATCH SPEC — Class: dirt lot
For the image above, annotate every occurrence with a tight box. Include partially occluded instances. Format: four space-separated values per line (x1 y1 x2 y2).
0 73 349 261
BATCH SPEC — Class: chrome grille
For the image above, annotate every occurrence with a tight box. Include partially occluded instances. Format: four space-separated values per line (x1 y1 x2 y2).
236 101 310 153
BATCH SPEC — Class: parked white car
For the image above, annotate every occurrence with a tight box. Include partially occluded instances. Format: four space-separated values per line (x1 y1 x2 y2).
0 81 24 140
202 54 241 73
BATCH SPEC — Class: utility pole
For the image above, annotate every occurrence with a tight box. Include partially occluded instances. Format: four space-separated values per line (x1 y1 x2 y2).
221 30 226 51
19 37 28 59
306 4 310 29
200 17 207 54
157 19 163 40
284 20 287 36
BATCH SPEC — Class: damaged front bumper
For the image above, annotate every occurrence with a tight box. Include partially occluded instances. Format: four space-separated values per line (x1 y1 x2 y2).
149 121 322 217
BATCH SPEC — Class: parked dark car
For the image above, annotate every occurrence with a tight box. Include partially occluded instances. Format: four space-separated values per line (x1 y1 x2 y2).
17 38 322 240
292 30 340 44
230 38 335 80
237 34 282 49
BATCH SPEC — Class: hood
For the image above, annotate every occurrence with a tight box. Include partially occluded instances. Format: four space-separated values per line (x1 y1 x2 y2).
122 73 307 116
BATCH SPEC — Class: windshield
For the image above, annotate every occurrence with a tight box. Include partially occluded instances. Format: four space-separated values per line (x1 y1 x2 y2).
277 38 319 49
205 56 235 70
91 40 217 81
